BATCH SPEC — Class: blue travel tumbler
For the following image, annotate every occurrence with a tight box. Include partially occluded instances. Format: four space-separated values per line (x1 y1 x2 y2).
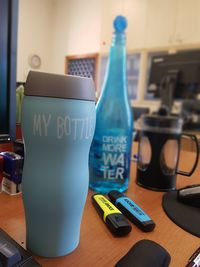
21 71 96 257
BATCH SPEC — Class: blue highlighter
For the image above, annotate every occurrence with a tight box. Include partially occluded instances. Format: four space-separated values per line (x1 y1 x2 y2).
108 190 155 232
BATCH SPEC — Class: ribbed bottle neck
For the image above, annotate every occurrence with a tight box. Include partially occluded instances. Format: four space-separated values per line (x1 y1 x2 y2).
111 32 126 46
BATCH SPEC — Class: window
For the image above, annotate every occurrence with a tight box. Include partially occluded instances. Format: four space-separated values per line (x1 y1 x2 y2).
99 53 141 100
65 53 99 89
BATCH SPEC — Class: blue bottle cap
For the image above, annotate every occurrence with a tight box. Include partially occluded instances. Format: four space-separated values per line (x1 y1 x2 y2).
113 15 127 33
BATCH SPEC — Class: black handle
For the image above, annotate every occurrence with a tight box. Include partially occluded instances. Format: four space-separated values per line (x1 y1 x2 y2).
176 133 199 177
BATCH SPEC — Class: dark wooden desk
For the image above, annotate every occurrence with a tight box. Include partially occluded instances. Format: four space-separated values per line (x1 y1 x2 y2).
0 150 200 267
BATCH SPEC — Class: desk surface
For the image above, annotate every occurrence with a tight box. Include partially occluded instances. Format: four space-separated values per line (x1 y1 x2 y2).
1 149 200 267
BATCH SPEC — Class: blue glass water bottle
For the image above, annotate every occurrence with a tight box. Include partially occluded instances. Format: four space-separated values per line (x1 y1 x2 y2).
89 16 133 193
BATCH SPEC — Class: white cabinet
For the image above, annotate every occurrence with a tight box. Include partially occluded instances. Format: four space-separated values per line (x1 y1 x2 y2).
145 0 177 48
100 0 119 53
100 0 200 51
125 0 148 50
145 0 200 48
175 0 200 45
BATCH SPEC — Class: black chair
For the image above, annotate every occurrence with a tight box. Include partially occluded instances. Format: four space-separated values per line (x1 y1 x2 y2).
181 100 200 131
132 107 150 142
132 107 150 122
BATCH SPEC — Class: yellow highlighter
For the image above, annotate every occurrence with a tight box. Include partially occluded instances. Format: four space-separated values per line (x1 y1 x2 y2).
92 194 132 236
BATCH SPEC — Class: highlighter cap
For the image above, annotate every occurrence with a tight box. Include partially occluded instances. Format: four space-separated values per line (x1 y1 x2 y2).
108 190 124 204
106 213 132 236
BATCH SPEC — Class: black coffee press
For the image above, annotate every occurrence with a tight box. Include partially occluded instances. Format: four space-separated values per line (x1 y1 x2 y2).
136 107 199 191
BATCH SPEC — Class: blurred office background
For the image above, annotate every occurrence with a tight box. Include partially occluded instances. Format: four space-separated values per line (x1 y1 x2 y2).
16 0 200 131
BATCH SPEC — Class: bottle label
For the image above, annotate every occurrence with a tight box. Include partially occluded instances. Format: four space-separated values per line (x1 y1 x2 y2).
101 135 129 180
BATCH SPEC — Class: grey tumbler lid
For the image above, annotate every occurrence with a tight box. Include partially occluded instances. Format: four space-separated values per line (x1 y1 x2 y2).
24 71 96 101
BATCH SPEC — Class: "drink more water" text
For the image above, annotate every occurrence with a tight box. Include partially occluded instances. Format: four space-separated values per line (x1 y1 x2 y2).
102 135 127 180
